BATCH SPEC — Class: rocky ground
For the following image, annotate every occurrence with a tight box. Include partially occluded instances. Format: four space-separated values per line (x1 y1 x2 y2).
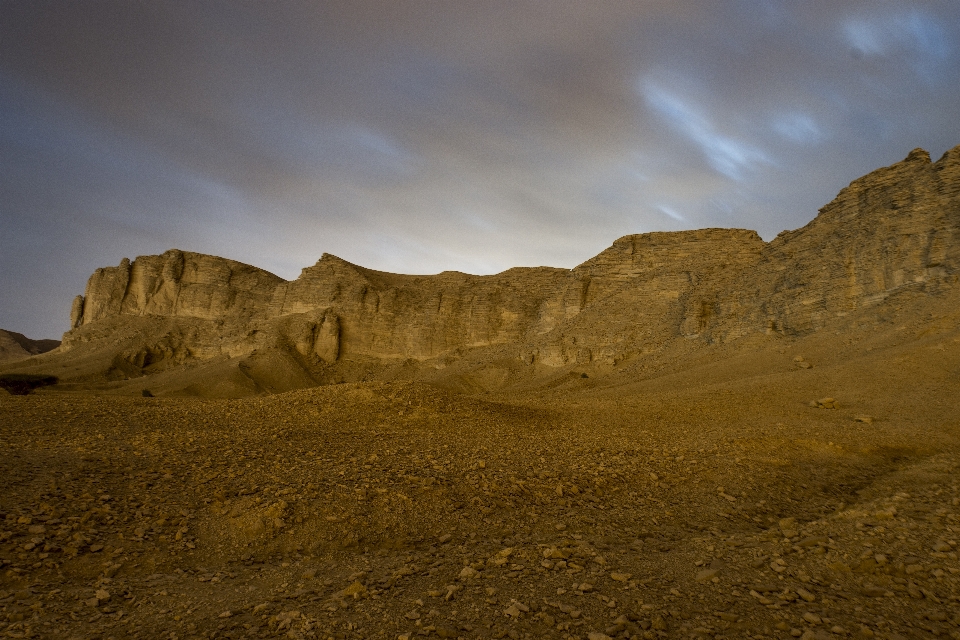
2 320 960 640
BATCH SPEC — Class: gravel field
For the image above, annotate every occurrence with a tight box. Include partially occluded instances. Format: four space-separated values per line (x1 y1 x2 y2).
2 318 960 640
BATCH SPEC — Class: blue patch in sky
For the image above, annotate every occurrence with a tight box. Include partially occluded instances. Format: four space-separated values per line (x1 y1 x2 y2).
772 112 823 145
657 205 685 222
639 79 769 181
842 9 951 81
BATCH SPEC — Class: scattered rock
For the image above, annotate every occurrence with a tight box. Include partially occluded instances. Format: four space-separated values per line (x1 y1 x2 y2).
802 612 822 624
811 397 838 409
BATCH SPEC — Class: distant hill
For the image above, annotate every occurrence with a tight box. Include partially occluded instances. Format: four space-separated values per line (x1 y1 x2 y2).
0 329 60 363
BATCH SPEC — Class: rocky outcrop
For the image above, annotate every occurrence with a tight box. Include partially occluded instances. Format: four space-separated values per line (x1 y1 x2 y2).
718 146 960 339
54 144 960 385
520 228 765 366
269 254 569 360
77 249 284 326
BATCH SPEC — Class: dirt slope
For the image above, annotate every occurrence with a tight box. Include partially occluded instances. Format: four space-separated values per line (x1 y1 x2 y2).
1 288 958 639
0 330 59 363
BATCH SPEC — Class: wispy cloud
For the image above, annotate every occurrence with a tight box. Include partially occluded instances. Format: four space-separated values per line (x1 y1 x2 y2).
639 78 770 180
1 1 959 337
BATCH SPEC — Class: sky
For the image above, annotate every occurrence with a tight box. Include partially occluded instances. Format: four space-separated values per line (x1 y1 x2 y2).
2 1 960 339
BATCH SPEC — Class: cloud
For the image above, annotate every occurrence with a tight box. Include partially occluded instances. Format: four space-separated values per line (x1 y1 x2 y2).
772 113 824 145
640 78 772 180
843 9 949 59
1 1 960 337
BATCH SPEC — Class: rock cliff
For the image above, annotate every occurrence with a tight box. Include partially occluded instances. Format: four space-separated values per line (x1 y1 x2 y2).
72 249 284 327
28 144 960 394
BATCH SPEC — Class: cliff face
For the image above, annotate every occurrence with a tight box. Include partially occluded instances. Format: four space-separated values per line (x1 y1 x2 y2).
521 228 765 366
719 146 960 339
72 249 284 327
270 255 569 360
56 144 960 383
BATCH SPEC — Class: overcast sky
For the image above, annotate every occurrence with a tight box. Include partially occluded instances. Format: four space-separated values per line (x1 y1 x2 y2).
2 1 959 339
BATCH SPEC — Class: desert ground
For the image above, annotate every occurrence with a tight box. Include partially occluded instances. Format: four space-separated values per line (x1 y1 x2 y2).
2 287 959 640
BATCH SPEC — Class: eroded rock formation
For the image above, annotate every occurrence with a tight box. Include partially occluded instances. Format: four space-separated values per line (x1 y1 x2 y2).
51 144 960 386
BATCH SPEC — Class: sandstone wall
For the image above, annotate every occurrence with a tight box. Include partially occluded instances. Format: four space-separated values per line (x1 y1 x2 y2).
76 249 284 326
62 144 960 371
521 228 765 365
718 146 960 340
271 254 569 359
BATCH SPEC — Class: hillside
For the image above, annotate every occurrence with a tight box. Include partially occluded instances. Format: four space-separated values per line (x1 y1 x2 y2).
0 329 60 363
2 145 958 398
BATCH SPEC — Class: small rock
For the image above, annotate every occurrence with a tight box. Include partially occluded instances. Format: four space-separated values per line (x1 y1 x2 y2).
577 582 593 592
932 540 951 552
94 589 110 603
778 517 797 537
796 587 816 602
588 633 612 640
830 626 846 635
802 612 822 624
340 581 368 599
438 533 452 544
854 415 874 423
814 397 838 409
218 611 232 618
695 569 718 582
796 536 828 547
459 566 479 580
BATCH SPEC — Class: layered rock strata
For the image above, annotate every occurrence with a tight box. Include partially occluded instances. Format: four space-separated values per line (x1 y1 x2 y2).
58 145 960 375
